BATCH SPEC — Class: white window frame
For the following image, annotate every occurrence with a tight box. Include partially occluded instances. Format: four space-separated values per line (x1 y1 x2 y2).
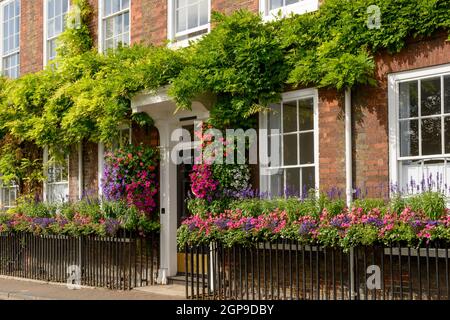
259 88 319 198
167 0 211 49
43 147 70 203
43 0 71 66
388 63 450 195
0 181 18 210
260 0 319 22
98 0 131 53
0 0 20 79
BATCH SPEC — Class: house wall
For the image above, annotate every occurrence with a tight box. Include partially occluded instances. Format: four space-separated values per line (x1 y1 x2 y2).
20 0 44 74
351 32 450 198
13 1 450 201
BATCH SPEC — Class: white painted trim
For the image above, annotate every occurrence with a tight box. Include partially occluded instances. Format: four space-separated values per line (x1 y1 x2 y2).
167 0 211 48
388 63 450 194
97 0 103 53
345 89 352 206
98 0 131 53
260 0 319 22
97 142 104 198
259 88 320 197
78 141 83 200
43 0 71 67
0 0 20 77
43 147 49 202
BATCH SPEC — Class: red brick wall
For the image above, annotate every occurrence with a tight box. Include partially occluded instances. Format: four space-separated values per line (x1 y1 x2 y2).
318 88 346 193
20 0 43 75
68 144 79 202
352 33 450 198
212 0 259 14
87 0 99 49
131 0 167 46
82 141 99 197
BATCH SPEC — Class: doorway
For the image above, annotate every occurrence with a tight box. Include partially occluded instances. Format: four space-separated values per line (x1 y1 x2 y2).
176 125 195 274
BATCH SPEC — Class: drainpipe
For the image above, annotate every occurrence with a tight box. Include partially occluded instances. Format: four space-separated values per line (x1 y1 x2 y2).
78 142 83 200
345 88 353 207
345 88 356 299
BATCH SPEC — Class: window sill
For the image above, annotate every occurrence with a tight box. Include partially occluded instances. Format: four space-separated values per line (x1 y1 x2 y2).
262 0 319 22
168 33 207 49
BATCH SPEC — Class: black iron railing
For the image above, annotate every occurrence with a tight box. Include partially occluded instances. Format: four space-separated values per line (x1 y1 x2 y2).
0 231 159 290
185 241 450 300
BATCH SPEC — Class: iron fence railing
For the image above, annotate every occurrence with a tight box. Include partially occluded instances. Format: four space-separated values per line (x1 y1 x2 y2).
185 241 450 300
0 231 159 290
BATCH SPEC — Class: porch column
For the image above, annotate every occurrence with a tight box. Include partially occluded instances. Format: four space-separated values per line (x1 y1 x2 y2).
156 120 178 282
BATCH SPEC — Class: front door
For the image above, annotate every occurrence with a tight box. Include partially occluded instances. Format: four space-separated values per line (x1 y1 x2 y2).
177 125 194 274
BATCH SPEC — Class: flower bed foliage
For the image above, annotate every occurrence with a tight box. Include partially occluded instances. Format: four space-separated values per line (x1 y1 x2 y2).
0 197 159 237
188 122 252 212
102 144 159 217
178 192 450 250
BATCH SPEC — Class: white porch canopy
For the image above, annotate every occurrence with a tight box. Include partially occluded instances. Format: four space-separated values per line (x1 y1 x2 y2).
131 86 213 282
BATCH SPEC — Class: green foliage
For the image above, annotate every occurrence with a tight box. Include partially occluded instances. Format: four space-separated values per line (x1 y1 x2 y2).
406 191 447 220
352 198 387 214
169 10 287 129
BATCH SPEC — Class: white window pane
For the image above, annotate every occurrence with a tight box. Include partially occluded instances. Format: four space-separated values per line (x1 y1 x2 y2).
112 0 120 13
400 120 419 157
122 0 130 9
421 117 442 156
124 11 130 31
55 16 62 34
270 0 283 10
269 103 281 132
199 0 208 25
115 15 122 35
105 18 114 38
286 0 299 5
48 0 54 19
268 135 281 167
300 132 314 164
285 167 300 197
270 169 283 197
302 167 315 194
187 4 198 30
283 100 297 133
55 0 62 16
105 38 114 49
15 0 20 16
445 117 450 154
122 32 129 45
299 98 314 131
445 76 450 114
177 0 187 8
421 77 441 116
423 159 445 191
105 0 112 16
8 3 14 18
48 19 55 38
176 7 187 33
283 134 298 166
399 81 418 119
63 0 69 14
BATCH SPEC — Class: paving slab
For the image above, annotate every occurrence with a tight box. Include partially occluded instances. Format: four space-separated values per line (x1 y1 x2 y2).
0 277 185 300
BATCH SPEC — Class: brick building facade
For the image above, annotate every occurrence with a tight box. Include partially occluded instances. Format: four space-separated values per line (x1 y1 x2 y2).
1 0 450 273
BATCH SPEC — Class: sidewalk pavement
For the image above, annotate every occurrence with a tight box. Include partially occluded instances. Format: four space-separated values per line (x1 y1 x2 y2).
0 277 185 300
